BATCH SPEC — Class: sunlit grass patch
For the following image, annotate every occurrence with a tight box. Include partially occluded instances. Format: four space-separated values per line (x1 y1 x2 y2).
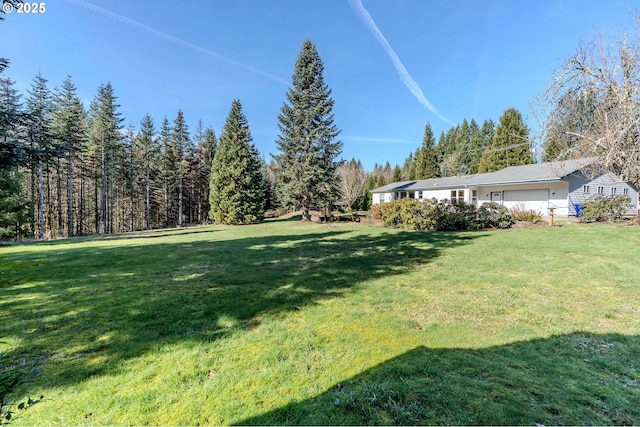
1 221 639 425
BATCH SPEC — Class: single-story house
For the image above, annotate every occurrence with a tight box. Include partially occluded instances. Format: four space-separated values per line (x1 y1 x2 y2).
371 158 639 217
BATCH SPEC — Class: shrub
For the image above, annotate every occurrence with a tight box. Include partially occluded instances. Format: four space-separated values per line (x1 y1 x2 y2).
510 203 542 223
378 199 437 230
434 200 478 231
378 199 410 228
477 202 515 229
371 204 382 220
579 194 632 222
376 199 517 231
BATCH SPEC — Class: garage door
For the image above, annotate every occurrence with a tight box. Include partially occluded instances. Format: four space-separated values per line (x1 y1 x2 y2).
503 189 549 213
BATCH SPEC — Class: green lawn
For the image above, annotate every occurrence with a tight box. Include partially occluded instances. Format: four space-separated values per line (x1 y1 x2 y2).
1 220 639 425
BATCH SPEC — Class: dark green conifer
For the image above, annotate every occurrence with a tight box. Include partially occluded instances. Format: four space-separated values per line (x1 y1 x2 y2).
209 100 264 224
272 39 342 220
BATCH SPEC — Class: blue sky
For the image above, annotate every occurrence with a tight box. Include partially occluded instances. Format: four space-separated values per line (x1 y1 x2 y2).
2 0 635 169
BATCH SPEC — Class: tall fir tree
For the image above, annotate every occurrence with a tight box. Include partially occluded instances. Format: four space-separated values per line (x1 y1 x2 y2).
88 82 124 234
272 39 342 220
209 99 264 224
0 75 26 169
172 109 190 226
25 72 53 238
414 122 439 178
479 107 531 173
137 113 157 230
158 116 177 225
0 74 30 240
51 75 85 237
199 126 217 221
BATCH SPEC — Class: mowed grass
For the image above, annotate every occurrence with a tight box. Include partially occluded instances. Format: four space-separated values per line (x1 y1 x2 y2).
1 220 639 425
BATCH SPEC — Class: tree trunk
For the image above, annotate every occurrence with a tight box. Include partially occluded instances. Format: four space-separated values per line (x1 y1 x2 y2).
178 174 183 226
145 165 150 230
38 161 44 239
101 133 107 234
56 158 63 236
67 153 74 238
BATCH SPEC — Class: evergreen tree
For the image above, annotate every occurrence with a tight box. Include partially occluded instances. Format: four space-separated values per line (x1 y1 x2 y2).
172 109 190 226
51 75 85 237
209 99 264 224
198 126 217 222
137 113 157 230
541 90 596 162
88 82 124 234
25 72 53 238
0 168 30 240
158 116 177 225
480 107 531 172
0 75 25 169
453 118 472 174
414 122 439 178
401 152 416 180
0 74 29 240
437 128 458 176
272 39 342 220
392 164 402 182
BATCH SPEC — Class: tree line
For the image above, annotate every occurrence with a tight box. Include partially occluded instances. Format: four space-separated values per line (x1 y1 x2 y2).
0 39 345 239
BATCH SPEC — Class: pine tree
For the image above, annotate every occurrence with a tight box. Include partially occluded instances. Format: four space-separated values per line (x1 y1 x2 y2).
172 109 190 226
88 82 124 234
0 75 25 170
137 113 157 230
401 152 416 180
25 72 53 238
0 74 29 240
481 107 531 172
51 75 85 237
158 116 177 226
392 165 402 182
272 39 342 220
414 122 439 178
199 126 217 221
209 100 264 224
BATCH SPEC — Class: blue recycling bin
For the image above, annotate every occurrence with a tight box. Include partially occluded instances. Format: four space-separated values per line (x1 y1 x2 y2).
573 203 582 217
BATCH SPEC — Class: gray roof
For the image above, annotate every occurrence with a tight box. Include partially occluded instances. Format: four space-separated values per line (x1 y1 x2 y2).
372 158 597 193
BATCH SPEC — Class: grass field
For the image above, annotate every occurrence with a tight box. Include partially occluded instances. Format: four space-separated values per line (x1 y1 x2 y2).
1 220 639 425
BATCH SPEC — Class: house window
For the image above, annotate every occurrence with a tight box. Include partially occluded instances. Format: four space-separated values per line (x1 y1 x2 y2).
623 188 629 195
450 190 464 203
471 190 478 204
583 185 590 193
611 187 617 194
409 191 415 199
380 194 385 204
597 187 604 194
418 191 423 199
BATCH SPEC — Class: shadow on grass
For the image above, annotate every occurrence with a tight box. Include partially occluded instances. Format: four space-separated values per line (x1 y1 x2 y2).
0 226 482 394
241 332 640 426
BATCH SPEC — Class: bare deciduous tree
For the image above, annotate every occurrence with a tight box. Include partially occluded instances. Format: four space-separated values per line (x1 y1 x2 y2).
336 159 366 210
535 12 640 187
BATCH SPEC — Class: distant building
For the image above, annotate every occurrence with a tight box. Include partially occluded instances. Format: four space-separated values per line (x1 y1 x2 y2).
371 158 639 216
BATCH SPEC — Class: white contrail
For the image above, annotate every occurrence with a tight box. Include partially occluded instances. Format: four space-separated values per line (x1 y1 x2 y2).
348 0 454 125
65 0 289 86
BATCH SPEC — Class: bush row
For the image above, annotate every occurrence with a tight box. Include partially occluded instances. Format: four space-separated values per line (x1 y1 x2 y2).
373 199 514 231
